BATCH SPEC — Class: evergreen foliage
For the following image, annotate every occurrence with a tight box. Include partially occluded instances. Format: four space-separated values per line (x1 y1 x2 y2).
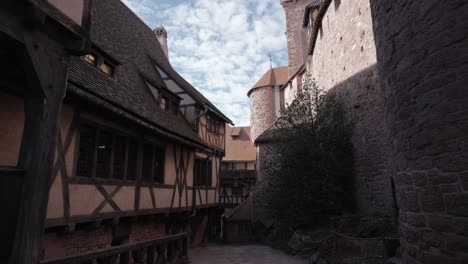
257 77 354 227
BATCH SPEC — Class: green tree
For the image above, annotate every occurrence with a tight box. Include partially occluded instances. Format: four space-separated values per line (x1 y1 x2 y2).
258 77 354 227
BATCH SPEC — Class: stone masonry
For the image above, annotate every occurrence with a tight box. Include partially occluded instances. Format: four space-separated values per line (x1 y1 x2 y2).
308 0 395 215
249 87 275 142
370 0 468 263
281 0 313 76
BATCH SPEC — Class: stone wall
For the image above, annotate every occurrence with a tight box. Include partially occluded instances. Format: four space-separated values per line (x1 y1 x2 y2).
308 0 394 215
253 143 280 225
249 87 275 142
370 0 468 263
281 0 313 76
43 227 113 260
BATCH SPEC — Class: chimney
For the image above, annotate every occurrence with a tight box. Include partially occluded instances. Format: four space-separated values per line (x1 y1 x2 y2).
154 26 168 59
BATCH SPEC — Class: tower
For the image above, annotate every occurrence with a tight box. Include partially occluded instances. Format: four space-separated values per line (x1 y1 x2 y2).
248 66 289 142
281 0 314 76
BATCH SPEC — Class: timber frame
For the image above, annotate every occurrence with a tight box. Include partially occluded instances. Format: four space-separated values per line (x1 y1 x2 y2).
0 0 92 263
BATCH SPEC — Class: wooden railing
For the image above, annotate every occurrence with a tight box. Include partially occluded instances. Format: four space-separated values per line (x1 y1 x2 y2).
220 170 256 180
41 233 189 264
219 194 248 208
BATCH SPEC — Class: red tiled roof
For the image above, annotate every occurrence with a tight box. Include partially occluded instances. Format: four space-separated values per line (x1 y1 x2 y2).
224 126 256 161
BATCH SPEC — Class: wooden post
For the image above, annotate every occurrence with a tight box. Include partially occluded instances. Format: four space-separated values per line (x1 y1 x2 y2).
155 245 167 264
120 252 130 264
146 246 155 264
182 238 188 257
8 30 70 264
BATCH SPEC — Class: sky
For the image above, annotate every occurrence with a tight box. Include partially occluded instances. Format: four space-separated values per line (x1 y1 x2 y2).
121 0 288 126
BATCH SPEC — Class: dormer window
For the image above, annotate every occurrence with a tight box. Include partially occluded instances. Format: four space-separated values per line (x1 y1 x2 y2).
82 49 117 77
83 53 97 66
160 96 167 110
145 80 180 116
99 61 114 76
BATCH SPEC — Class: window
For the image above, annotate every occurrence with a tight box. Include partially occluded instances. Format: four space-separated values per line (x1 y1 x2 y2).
207 116 220 134
82 53 116 76
76 123 139 180
160 97 166 110
141 142 165 183
99 61 114 76
83 54 97 66
194 159 212 187
145 81 179 116
126 140 139 181
76 125 97 178
171 101 178 115
96 130 113 178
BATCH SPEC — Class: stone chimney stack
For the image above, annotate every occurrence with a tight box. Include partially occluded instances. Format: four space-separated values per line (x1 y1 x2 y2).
154 26 168 59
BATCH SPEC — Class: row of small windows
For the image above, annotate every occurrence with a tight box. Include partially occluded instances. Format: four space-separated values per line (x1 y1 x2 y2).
76 123 165 183
82 53 116 76
221 161 256 171
76 123 214 187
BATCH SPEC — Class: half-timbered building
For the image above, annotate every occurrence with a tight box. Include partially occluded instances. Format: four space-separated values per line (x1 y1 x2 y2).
219 126 256 208
0 0 231 263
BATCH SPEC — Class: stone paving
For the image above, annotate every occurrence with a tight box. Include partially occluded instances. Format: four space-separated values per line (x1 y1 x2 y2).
189 244 307 264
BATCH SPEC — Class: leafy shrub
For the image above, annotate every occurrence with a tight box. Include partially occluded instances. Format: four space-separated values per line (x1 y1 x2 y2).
257 77 355 227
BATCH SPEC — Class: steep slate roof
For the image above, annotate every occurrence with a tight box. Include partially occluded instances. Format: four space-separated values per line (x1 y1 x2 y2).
224 126 256 161
247 66 289 96
67 0 207 147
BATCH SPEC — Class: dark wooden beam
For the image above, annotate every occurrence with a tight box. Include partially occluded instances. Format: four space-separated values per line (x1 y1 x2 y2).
9 30 70 264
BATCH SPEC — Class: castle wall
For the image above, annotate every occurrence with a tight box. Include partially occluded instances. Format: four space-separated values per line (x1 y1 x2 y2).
371 0 468 262
282 0 313 76
308 0 394 215
249 87 275 142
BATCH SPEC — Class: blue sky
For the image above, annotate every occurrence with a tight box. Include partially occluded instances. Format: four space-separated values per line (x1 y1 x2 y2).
122 0 288 125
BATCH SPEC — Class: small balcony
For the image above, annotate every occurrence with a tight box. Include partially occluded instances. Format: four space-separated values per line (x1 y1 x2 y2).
220 170 256 180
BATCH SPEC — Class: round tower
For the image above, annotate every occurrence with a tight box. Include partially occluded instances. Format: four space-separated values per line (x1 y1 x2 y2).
248 66 289 142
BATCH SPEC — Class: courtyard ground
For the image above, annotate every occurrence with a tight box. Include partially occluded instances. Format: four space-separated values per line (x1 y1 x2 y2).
189 244 307 264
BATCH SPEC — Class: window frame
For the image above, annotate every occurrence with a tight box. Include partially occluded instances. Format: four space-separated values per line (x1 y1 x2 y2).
206 115 220 134
74 121 140 182
194 158 212 187
145 80 180 116
81 49 117 77
141 141 166 184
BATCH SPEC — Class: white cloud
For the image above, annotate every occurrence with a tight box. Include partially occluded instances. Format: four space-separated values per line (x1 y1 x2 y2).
122 0 287 125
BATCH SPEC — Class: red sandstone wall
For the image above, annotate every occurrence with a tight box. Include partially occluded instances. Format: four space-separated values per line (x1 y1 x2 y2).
249 87 275 142
43 227 112 260
371 0 468 263
281 0 313 76
307 0 394 215
128 219 166 243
